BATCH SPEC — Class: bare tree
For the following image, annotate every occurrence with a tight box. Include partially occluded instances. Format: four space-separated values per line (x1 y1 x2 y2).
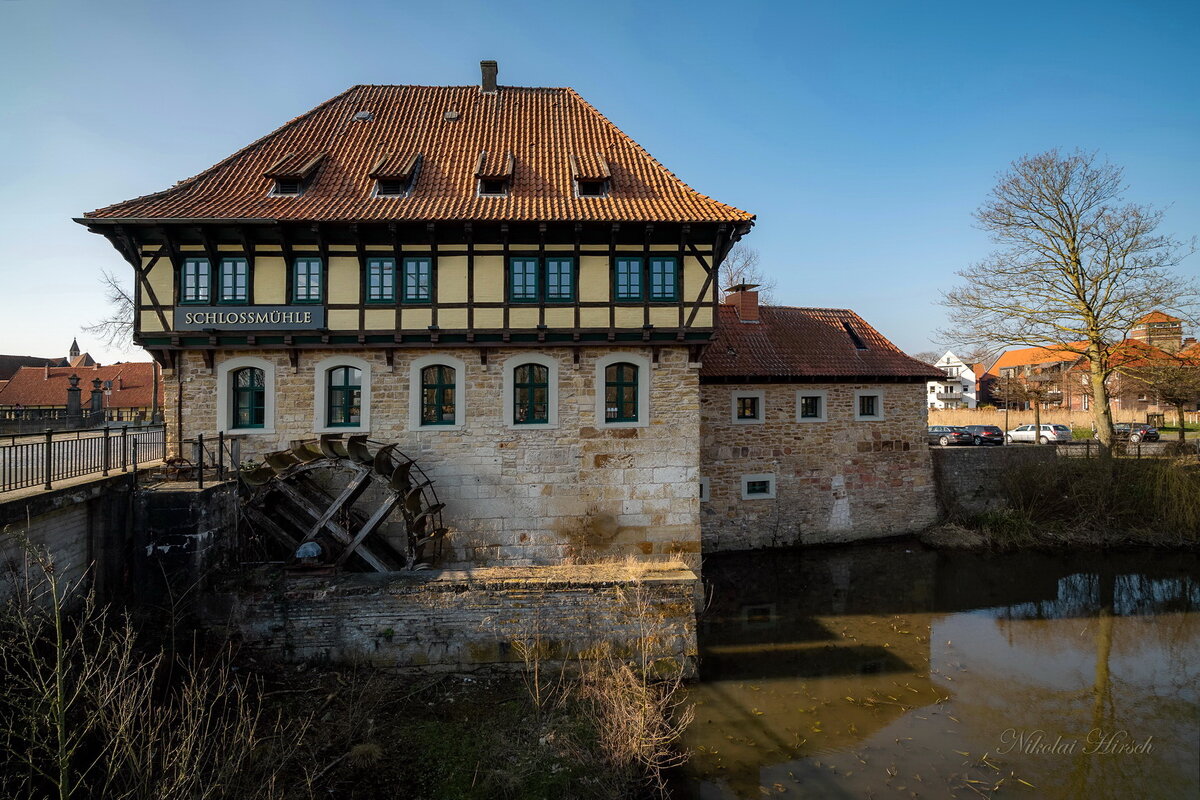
1126 355 1200 442
719 244 776 304
940 149 1197 452
82 270 134 350
910 350 942 365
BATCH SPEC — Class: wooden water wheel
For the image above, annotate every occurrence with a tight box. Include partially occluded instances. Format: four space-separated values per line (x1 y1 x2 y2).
239 434 446 571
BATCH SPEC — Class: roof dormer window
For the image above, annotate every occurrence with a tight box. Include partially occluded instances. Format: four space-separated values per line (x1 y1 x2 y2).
264 151 326 197
370 152 422 198
476 150 514 198
570 153 611 198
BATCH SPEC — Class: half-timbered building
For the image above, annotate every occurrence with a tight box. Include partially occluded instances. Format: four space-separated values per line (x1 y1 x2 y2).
77 62 753 568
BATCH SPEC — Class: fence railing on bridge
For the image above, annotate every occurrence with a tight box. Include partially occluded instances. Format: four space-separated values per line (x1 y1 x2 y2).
0 424 166 493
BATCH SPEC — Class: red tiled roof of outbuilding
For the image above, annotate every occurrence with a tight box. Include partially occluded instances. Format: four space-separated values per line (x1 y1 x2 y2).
0 362 162 409
1135 311 1181 325
701 305 945 381
81 84 753 225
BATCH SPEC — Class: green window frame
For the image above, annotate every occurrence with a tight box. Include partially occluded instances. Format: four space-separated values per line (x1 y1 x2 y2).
513 363 549 424
746 480 771 496
736 396 759 420
649 257 678 301
218 258 249 304
614 257 643 301
420 365 456 425
326 366 362 427
231 367 265 429
604 362 639 423
292 257 323 303
181 258 211 304
545 257 574 302
509 258 539 302
366 258 396 303
402 257 432 303
859 394 878 417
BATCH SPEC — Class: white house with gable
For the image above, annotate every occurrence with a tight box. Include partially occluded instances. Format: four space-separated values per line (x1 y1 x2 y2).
926 351 978 409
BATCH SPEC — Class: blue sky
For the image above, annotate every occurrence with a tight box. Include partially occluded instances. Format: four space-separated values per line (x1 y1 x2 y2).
1 0 1196 364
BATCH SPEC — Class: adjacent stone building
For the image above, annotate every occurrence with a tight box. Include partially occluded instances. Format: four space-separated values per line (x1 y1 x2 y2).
698 289 944 551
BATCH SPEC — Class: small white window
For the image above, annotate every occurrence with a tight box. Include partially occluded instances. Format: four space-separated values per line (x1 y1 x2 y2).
699 477 710 503
731 390 765 424
854 390 885 421
741 473 776 500
796 390 828 422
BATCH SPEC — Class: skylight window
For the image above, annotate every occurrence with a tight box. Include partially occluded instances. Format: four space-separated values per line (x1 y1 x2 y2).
842 321 868 350
478 178 509 197
263 152 326 198
475 149 514 198
570 153 611 198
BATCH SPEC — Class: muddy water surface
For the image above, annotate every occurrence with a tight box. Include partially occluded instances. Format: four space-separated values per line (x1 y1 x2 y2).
674 544 1199 799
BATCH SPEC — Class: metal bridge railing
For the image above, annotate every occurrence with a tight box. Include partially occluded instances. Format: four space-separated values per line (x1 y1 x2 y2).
0 424 166 493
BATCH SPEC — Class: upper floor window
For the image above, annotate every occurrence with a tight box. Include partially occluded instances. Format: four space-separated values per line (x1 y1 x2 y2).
292 257 323 303
326 366 362 427
732 390 765 424
605 362 639 423
649 257 679 301
366 257 396 303
181 258 211 304
231 367 265 429
218 258 249 304
508 257 575 303
614 258 643 301
403 257 432 303
855 390 885 421
420 365 456 425
513 363 549 424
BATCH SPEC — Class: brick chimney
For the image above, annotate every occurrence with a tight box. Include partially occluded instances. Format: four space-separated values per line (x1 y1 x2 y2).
724 283 760 322
480 60 498 94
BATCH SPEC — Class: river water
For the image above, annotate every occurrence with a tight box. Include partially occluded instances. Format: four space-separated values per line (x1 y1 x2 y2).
673 543 1199 799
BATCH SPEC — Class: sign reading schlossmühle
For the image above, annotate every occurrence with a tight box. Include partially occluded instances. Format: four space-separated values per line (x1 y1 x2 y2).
173 306 326 331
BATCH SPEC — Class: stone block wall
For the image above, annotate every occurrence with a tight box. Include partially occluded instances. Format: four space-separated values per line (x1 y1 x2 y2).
930 446 1056 517
699 382 937 551
134 482 240 602
201 562 699 673
164 346 701 569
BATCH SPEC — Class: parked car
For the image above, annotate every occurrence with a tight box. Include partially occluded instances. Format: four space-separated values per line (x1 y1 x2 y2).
1006 424 1072 444
1106 423 1161 443
927 425 974 446
961 424 1005 446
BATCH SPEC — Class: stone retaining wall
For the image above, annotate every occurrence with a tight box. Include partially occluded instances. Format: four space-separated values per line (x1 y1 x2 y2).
930 446 1056 516
201 562 699 673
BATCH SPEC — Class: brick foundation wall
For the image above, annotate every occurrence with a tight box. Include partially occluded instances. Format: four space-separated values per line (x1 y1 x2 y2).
201 562 699 673
699 382 937 550
164 346 701 569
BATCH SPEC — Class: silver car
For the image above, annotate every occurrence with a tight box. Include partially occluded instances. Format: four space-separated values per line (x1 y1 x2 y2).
1005 423 1072 444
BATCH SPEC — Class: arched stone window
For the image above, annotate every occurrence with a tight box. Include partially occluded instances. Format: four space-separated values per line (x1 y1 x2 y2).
501 353 560 428
593 352 651 429
216 356 275 434
409 355 466 429
313 355 372 434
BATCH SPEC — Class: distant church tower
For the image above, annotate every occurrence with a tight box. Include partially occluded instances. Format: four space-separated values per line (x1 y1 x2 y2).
69 337 80 359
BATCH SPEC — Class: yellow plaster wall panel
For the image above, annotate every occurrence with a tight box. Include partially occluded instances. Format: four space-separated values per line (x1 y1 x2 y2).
401 307 432 330
438 256 468 303
683 257 710 300
651 307 680 328
254 257 287 304
474 308 503 329
328 257 359 304
439 308 468 329
328 309 358 330
580 307 608 328
364 309 395 330
508 307 539 329
615 307 644 328
146 258 174 302
579 256 610 302
474 256 505 302
544 308 574 328
141 311 165 332
692 307 712 327
180 245 204 252
544 244 575 252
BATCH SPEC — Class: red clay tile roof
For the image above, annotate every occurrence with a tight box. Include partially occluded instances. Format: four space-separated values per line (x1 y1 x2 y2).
701 306 945 380
82 85 753 225
989 343 1089 373
1135 311 1181 325
0 363 162 409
